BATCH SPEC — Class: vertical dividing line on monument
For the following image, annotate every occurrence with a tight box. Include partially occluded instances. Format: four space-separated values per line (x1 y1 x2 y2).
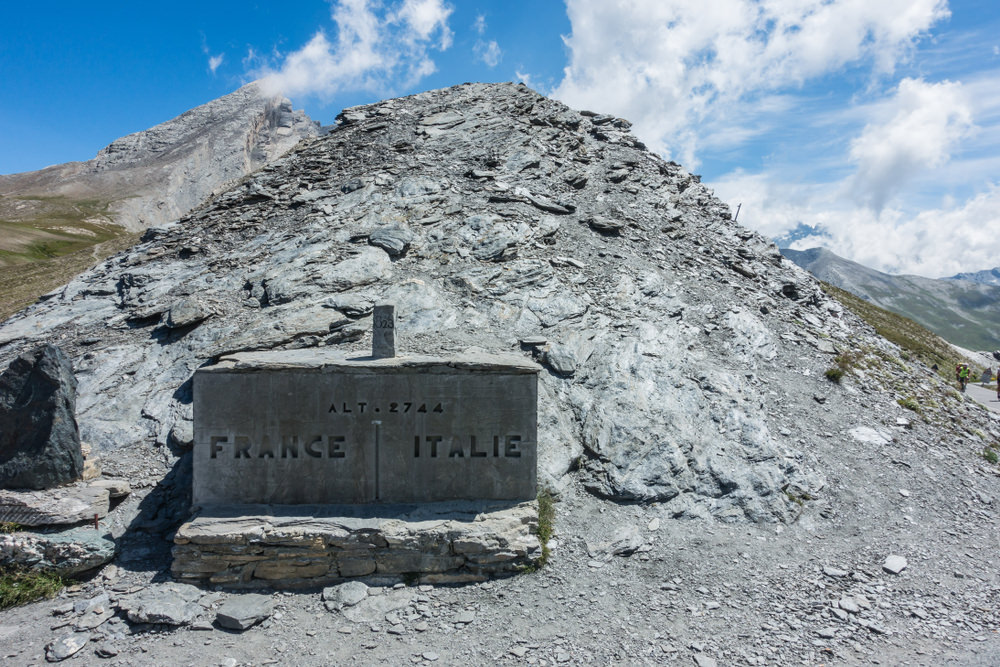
372 420 382 501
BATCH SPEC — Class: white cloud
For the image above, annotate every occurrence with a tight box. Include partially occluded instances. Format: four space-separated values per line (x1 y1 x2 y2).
550 0 1000 277
713 168 1000 278
475 40 502 68
553 0 949 167
473 14 487 35
253 0 453 99
847 78 974 212
201 36 224 75
394 0 453 49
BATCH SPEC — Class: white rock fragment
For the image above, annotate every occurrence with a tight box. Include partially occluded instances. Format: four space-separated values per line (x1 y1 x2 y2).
883 554 908 574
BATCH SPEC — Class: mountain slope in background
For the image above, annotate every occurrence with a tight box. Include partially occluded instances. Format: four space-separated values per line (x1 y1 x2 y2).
782 247 1000 351
947 266 1000 287
0 81 319 235
0 82 320 318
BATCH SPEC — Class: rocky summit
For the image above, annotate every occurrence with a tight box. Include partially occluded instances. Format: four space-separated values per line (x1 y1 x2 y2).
0 81 320 232
2 82 1000 665
1 81 829 522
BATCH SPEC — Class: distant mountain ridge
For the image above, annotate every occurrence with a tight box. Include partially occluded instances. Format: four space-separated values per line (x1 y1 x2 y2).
947 267 1000 287
782 247 1000 351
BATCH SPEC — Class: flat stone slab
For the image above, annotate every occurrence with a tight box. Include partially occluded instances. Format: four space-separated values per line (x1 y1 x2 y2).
172 500 540 589
118 583 205 626
215 349 540 372
216 594 273 630
193 350 539 505
0 485 110 526
883 554 908 574
87 478 132 498
46 632 91 662
0 524 116 576
323 580 369 611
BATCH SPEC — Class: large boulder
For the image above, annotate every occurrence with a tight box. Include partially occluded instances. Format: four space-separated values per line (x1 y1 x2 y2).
0 344 83 489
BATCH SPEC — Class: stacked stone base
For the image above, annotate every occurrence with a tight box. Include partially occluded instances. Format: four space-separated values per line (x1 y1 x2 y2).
172 500 540 589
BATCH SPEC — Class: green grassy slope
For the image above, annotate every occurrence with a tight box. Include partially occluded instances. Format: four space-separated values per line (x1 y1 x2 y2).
0 195 138 320
822 282 984 379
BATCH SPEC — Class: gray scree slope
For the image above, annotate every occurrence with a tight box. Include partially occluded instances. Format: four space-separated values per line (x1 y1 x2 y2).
0 81 909 522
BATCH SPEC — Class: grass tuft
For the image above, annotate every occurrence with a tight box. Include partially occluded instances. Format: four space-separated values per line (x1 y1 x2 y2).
0 569 66 610
523 489 555 572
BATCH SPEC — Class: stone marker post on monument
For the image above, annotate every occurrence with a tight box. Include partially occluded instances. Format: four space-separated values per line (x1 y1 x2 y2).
372 304 395 358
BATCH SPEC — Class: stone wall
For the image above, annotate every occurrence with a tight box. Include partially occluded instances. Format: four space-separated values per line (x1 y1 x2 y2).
172 501 540 589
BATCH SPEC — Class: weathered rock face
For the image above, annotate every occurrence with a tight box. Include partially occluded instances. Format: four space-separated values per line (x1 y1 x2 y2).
0 344 82 490
0 82 320 232
0 82 852 522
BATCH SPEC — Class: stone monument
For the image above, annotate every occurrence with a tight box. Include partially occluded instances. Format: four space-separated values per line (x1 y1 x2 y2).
174 307 543 587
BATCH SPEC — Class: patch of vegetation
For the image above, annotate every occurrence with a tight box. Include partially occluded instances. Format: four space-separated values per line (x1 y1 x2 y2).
524 489 555 572
824 367 844 383
824 349 861 384
0 195 140 321
983 447 998 465
897 396 920 412
0 523 22 534
782 485 813 507
0 232 139 321
0 569 66 610
821 282 983 382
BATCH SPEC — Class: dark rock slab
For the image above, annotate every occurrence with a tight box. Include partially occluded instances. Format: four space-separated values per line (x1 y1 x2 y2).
369 225 414 257
216 594 274 630
163 298 212 329
0 345 82 490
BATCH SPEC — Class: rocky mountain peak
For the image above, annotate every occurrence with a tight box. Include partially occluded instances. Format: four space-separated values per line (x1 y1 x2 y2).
0 81 320 232
0 81 996 526
93 82 311 171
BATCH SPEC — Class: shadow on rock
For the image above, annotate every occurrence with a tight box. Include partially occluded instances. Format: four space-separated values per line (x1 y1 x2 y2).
117 452 192 582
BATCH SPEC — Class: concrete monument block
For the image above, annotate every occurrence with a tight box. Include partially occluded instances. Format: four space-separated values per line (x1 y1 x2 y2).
192 350 539 506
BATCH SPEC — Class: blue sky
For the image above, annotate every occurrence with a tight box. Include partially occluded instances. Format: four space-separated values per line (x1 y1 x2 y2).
3 1 999 277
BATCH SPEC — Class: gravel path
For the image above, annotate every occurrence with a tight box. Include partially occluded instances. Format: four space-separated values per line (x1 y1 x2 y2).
966 383 1000 413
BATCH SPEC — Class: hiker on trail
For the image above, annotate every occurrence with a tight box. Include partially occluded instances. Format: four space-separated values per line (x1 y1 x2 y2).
958 364 970 392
